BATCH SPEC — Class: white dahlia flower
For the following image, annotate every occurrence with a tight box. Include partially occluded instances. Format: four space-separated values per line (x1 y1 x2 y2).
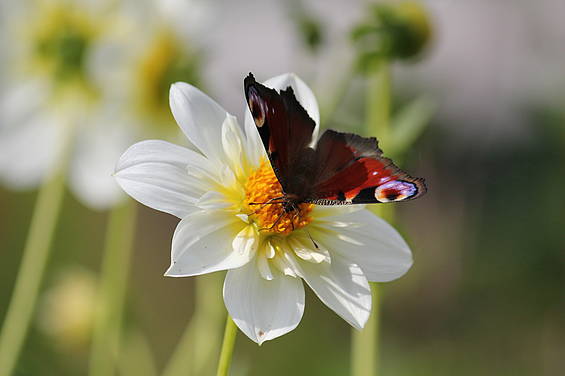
115 73 413 344
0 0 208 210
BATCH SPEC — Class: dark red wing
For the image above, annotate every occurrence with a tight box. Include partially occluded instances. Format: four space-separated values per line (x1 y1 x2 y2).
308 130 426 204
244 73 316 192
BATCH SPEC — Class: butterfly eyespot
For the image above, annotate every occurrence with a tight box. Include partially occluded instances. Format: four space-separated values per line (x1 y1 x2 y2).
375 180 417 203
248 90 266 127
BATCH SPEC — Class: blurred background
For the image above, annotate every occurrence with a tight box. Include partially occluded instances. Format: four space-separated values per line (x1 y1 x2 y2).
1 0 564 375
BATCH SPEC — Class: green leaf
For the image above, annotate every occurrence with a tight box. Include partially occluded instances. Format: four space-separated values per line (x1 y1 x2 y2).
390 96 436 157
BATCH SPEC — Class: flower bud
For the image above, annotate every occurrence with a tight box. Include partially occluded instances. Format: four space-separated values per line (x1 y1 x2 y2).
352 1 432 65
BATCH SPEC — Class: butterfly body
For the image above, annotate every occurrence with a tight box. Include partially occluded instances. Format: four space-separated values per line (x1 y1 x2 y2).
244 73 426 217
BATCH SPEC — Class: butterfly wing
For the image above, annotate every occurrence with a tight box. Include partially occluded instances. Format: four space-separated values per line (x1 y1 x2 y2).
308 130 426 204
244 73 426 205
244 73 317 193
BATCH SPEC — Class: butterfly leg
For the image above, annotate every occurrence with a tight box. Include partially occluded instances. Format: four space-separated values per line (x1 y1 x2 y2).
266 210 287 232
289 205 301 232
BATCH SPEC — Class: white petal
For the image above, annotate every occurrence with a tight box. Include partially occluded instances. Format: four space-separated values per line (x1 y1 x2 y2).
0 108 61 189
265 242 276 259
68 117 131 210
0 79 48 130
257 255 274 281
288 235 331 264
157 0 214 39
313 209 413 282
262 73 320 128
232 225 258 260
224 262 305 344
272 256 298 278
243 73 320 165
196 191 231 210
165 211 251 277
312 204 366 219
221 114 246 176
242 110 266 169
270 240 300 278
169 82 227 161
235 214 250 223
115 140 211 218
298 255 371 329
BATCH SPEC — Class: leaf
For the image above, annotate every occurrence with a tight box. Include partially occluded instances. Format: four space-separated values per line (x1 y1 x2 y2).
390 96 436 158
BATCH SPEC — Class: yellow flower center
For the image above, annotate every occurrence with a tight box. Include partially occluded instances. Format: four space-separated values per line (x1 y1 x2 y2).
244 160 313 235
30 6 94 84
22 3 101 105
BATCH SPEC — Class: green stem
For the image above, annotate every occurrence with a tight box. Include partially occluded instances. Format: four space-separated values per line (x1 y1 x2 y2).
351 283 380 376
351 58 392 376
118 330 158 376
0 122 74 376
215 316 238 376
162 274 224 376
366 60 391 148
88 200 137 376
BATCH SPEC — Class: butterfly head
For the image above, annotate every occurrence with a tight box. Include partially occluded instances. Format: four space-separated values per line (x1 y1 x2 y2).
244 159 314 235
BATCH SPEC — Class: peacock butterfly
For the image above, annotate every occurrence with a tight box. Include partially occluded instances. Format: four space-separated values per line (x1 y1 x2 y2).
244 73 426 214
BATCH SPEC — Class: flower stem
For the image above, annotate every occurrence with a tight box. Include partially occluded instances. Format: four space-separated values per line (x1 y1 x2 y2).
162 274 224 376
0 121 74 376
352 283 380 376
366 59 391 148
88 200 137 376
351 58 392 376
215 315 238 376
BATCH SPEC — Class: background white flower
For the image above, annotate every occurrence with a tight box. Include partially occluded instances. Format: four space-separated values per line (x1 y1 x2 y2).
115 73 412 344
0 0 134 209
0 0 209 210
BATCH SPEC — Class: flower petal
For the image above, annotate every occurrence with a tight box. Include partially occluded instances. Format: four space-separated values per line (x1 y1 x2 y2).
288 235 330 264
298 254 371 329
313 209 413 282
196 191 231 210
0 79 48 130
262 73 320 127
224 262 305 344
257 255 274 281
232 225 259 261
243 73 320 166
221 114 246 176
0 108 61 189
115 140 212 218
169 82 227 161
165 211 251 277
69 117 130 210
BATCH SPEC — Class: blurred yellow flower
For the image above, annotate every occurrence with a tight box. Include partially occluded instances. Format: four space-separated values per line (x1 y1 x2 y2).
37 268 97 351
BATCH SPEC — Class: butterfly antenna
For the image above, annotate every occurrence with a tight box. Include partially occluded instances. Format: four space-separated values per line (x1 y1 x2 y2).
249 196 286 215
248 196 285 206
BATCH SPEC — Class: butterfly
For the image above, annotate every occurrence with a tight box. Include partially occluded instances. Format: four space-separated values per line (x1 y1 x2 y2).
244 73 426 215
